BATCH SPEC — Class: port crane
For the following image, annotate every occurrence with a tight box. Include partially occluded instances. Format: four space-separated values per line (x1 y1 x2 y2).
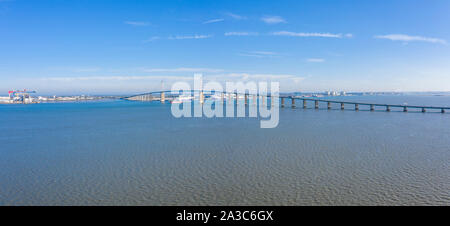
8 89 37 103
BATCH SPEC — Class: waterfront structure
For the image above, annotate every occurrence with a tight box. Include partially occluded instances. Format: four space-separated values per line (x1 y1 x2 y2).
123 90 450 114
7 89 37 104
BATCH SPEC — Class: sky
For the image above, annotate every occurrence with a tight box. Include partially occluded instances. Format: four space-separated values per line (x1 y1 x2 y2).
1 0 450 95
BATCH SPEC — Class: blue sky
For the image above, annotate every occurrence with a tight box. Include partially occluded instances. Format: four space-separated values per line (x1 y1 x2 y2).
1 0 450 95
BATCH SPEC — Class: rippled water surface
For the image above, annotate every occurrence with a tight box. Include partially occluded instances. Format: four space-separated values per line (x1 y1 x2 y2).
0 96 449 205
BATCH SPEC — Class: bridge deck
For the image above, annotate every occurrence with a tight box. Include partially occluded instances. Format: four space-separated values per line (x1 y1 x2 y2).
290 97 450 110
122 90 450 110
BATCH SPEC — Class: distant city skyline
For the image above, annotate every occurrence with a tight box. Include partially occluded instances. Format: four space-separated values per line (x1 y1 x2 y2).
1 0 450 95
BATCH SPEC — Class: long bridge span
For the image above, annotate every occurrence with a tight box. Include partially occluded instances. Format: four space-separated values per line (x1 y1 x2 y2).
122 90 450 113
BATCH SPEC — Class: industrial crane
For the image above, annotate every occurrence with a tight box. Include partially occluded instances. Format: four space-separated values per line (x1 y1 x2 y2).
8 89 37 103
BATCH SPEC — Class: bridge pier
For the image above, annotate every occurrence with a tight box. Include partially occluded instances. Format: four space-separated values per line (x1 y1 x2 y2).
200 91 204 104
160 92 165 103
125 92 450 115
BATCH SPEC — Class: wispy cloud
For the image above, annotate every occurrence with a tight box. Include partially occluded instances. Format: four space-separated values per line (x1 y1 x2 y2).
238 51 279 58
142 68 224 73
374 34 447 45
124 21 150 26
168 34 213 40
271 31 352 38
225 12 246 20
224 32 259 36
307 58 325 63
41 76 193 82
203 18 225 24
261 16 286 24
48 66 102 73
224 73 304 82
143 36 160 43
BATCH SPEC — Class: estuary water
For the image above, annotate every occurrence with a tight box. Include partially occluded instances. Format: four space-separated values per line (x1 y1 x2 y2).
0 95 449 205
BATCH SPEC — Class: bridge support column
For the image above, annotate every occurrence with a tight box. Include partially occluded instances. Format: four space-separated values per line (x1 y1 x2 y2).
303 100 307 109
442 109 445 113
315 100 319 109
245 94 248 105
221 93 224 102
160 92 165 103
341 103 344 110
292 98 296 108
327 102 331 110
422 108 426 113
200 91 204 104
235 92 238 105
370 105 375 111
403 107 408 112
386 106 390 112
281 97 285 108
355 104 359 111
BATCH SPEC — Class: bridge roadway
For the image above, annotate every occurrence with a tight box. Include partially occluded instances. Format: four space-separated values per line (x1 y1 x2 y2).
122 90 450 113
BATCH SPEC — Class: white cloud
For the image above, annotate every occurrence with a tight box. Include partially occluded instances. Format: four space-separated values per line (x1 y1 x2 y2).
48 66 102 72
224 32 258 36
291 77 306 84
272 31 350 38
143 36 160 43
124 21 150 26
307 58 325 63
168 34 212 40
238 51 279 58
225 12 246 20
40 73 305 84
203 18 225 24
142 68 224 73
41 76 193 82
224 73 305 82
374 34 447 45
261 16 286 24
